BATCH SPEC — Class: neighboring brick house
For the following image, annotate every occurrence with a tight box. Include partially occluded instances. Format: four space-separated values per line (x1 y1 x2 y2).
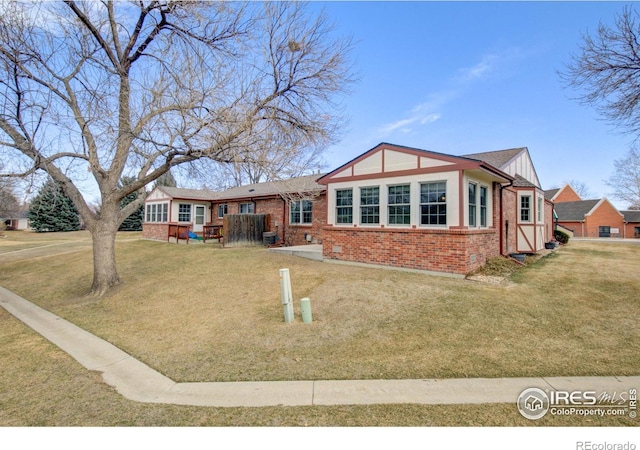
318 143 553 275
142 174 326 246
622 210 640 238
545 183 630 238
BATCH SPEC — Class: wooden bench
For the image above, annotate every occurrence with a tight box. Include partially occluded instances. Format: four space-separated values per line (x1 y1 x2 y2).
168 223 191 244
202 224 223 243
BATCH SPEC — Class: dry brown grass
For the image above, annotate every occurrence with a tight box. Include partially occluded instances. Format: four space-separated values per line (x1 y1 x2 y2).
0 233 638 425
1 233 638 384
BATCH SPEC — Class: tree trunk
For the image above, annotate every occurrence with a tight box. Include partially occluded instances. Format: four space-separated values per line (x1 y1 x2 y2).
90 222 121 297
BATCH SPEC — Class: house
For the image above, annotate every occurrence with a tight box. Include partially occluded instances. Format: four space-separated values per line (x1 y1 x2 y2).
1 212 31 231
546 183 628 238
142 174 326 246
318 143 553 275
622 210 640 238
143 142 554 276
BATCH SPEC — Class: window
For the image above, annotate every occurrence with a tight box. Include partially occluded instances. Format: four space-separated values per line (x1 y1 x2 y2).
520 195 531 222
178 203 191 222
537 197 543 222
336 189 353 224
388 184 411 225
218 204 227 218
480 186 488 227
360 186 380 224
239 202 254 214
290 200 313 225
145 203 168 223
469 182 477 227
420 182 447 225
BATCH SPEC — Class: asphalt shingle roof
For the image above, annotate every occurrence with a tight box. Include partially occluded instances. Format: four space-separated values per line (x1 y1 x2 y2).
622 210 640 222
554 200 600 221
544 188 560 200
462 148 526 170
156 173 326 202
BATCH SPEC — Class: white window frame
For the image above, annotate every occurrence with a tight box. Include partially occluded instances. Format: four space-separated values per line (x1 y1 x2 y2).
360 186 380 225
387 184 411 226
468 182 477 227
290 199 313 225
239 202 254 214
419 181 447 227
335 189 353 224
178 203 191 223
520 195 532 223
218 203 227 219
145 203 168 223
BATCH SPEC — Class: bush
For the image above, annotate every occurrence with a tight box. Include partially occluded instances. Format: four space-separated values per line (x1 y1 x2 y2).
554 229 570 244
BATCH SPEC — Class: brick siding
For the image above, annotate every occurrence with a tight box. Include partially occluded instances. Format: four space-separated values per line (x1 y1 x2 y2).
322 226 499 275
142 223 169 241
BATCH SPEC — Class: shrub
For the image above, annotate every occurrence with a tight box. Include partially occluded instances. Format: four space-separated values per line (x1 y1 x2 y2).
554 229 570 244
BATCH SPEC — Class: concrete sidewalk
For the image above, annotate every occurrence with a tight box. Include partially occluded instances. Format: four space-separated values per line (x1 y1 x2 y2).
1 285 638 408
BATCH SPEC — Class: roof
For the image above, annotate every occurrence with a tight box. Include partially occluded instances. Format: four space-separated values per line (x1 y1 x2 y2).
544 188 560 200
215 173 325 201
152 173 325 202
554 200 600 221
512 174 538 188
622 209 640 222
157 186 219 201
462 148 526 169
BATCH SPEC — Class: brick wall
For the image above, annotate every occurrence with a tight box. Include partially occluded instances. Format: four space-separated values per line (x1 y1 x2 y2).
142 223 169 241
554 185 582 203
584 201 625 237
322 226 499 275
210 194 328 246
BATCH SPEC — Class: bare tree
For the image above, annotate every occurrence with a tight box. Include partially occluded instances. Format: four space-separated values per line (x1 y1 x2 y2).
605 147 640 209
561 6 640 137
0 1 354 296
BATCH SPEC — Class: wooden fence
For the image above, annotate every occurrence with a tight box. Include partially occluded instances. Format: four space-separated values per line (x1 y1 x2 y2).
223 214 268 247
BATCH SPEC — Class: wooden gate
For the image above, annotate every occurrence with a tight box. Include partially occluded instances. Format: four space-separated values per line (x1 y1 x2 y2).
223 214 268 247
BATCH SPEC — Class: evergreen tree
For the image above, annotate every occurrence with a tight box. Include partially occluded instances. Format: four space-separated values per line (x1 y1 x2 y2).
28 179 81 232
153 170 177 188
118 177 145 231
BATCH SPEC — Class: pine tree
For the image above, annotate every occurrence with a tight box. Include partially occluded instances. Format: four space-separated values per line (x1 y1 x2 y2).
118 177 144 231
28 179 81 232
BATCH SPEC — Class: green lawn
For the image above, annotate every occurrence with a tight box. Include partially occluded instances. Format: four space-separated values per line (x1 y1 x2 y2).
0 231 638 426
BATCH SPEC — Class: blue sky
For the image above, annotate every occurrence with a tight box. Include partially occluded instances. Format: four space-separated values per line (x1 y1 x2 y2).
315 1 633 208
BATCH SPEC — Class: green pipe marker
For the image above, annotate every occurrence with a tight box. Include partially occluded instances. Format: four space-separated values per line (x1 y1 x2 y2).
300 297 312 324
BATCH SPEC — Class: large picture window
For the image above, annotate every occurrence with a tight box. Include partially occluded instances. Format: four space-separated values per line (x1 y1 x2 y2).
178 203 191 222
388 184 411 225
420 182 447 225
145 203 168 223
290 200 313 225
336 189 353 224
360 186 380 224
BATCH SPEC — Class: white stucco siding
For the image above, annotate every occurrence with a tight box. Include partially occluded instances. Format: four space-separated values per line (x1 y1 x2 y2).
384 149 418 172
147 189 171 201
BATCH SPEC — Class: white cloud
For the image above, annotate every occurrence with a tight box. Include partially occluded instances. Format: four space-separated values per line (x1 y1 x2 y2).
376 48 520 138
